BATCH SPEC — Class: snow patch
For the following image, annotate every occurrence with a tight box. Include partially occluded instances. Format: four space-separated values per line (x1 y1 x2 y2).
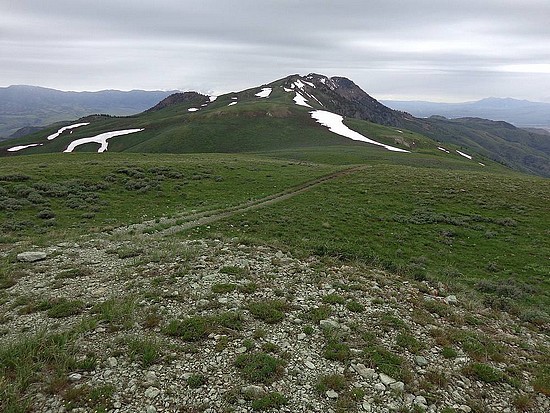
209 96 217 102
7 143 43 152
255 88 272 98
310 110 409 153
438 147 450 154
302 80 315 88
231 97 238 100
283 87 293 93
64 129 144 153
47 122 89 140
294 93 312 108
228 102 238 106
479 162 486 167
293 79 306 90
396 130 403 134
456 150 472 160
188 108 199 112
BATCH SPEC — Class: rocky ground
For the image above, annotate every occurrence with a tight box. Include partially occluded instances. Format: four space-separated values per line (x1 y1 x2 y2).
1 232 549 412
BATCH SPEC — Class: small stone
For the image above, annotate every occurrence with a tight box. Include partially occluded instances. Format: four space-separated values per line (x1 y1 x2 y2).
146 406 156 413
415 355 428 367
143 371 157 385
68 373 82 382
275 251 284 259
445 295 458 304
145 386 160 399
320 319 340 329
379 373 396 386
354 363 377 379
17 251 47 262
113 402 122 409
362 402 372 412
107 357 118 367
389 381 405 391
236 347 247 354
305 361 315 369
459 406 472 413
374 383 386 391
242 385 265 398
414 395 427 405
298 333 307 340
326 390 338 399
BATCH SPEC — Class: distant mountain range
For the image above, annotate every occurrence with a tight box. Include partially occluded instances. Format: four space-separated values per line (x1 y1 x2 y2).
0 85 175 140
382 97 550 129
2 75 549 177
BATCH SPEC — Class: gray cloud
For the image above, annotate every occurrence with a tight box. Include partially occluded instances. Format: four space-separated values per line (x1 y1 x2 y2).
1 0 549 101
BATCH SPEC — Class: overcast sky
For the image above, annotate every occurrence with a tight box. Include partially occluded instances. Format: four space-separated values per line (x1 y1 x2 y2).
2 0 549 102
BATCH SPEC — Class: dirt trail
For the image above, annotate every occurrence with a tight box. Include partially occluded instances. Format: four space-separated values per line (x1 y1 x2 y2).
117 165 367 237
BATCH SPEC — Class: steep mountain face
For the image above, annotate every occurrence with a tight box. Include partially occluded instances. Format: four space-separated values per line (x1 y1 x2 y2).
278 74 404 126
0 85 175 140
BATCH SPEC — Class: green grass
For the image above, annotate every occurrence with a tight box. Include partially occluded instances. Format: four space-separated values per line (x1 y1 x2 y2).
465 362 503 383
46 299 84 318
126 336 162 367
234 352 285 384
247 300 288 324
0 153 339 245
195 163 549 316
163 316 210 342
251 392 287 410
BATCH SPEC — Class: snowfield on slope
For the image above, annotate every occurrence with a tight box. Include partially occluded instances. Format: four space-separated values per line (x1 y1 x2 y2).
255 88 272 98
47 123 90 140
294 93 312 108
310 110 409 153
63 129 144 153
7 143 43 152
456 150 473 159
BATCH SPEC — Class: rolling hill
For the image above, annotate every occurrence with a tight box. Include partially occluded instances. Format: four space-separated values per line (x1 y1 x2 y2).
0 85 175 140
1 74 549 177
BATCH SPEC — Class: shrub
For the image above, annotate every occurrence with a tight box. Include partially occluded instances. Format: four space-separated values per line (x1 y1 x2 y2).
465 363 503 383
251 392 287 410
346 300 365 313
248 300 287 324
323 340 351 362
315 374 348 393
211 283 238 294
46 299 84 318
187 374 207 388
234 352 285 384
127 337 162 367
322 294 346 305
163 316 210 341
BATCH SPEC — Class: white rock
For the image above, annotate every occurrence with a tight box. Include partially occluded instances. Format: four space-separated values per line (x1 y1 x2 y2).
326 390 338 399
17 251 47 262
389 381 404 391
146 406 157 413
354 363 377 379
414 395 427 405
68 373 82 382
298 333 307 340
415 355 428 367
445 295 458 304
305 361 315 369
107 357 118 367
320 319 340 329
379 373 396 386
236 347 247 354
374 383 386 391
145 386 160 399
459 406 472 413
